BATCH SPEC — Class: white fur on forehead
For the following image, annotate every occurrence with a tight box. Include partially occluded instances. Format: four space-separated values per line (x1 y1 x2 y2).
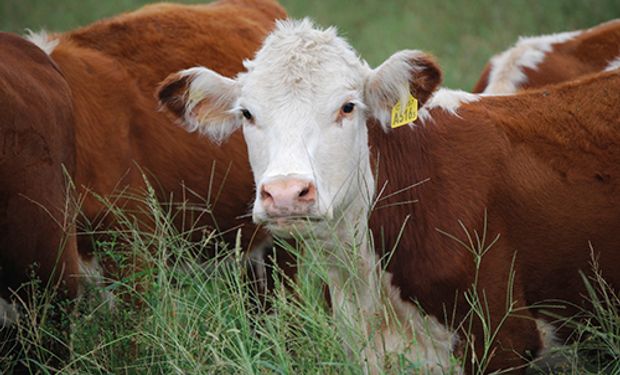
240 18 368 92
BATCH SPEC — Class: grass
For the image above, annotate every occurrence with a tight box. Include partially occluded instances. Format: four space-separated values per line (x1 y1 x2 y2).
1 183 618 374
0 187 351 374
1 0 619 89
1 0 620 373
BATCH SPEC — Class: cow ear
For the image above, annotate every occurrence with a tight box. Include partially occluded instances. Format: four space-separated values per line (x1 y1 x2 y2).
365 50 442 129
157 67 241 144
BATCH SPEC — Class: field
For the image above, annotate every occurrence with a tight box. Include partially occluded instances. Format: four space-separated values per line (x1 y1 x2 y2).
2 0 620 89
1 1 620 374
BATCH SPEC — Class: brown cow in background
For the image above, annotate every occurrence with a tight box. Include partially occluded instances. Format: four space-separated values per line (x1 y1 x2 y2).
0 0 285 367
473 19 620 93
0 32 79 367
26 0 286 279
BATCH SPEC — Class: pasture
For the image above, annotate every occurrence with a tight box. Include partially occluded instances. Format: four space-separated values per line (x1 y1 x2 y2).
3 0 620 89
1 1 620 374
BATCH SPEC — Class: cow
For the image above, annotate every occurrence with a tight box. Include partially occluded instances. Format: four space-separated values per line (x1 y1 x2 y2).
25 0 286 281
0 32 79 366
159 19 620 374
473 19 620 93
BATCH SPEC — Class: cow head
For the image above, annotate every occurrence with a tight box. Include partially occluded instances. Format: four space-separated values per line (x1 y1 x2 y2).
158 19 441 237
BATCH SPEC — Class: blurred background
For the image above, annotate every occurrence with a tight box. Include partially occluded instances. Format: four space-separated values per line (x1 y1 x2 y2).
1 0 619 89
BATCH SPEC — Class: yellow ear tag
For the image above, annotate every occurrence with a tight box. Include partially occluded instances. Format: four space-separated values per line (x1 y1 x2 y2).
391 94 418 128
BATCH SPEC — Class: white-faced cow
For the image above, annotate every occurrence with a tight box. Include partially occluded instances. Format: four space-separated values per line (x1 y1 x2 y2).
159 19 620 374
473 18 620 93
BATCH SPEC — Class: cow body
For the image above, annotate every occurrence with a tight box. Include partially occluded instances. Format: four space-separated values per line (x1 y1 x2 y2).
0 33 83 371
473 19 620 93
29 0 286 259
0 32 79 323
160 20 620 373
370 74 620 372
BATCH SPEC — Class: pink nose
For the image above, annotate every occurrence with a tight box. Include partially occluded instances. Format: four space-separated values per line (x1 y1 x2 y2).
260 178 317 217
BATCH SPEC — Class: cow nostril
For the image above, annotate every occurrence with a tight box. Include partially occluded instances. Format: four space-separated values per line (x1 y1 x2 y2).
260 188 272 201
297 183 316 202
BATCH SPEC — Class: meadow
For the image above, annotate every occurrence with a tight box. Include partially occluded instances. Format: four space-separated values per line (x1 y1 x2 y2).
2 0 620 89
1 1 620 374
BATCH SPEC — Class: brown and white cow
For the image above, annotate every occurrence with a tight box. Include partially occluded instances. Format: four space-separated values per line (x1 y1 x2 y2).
159 19 620 374
473 19 620 93
0 32 78 331
25 0 286 278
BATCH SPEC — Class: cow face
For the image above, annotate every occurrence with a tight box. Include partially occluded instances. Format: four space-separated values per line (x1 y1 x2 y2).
159 19 441 236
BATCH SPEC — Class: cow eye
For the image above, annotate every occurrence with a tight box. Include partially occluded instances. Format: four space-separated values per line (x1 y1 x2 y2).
241 109 253 120
341 102 355 114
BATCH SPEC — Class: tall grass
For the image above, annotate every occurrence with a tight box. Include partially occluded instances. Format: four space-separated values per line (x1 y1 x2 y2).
0 183 350 374
1 183 618 374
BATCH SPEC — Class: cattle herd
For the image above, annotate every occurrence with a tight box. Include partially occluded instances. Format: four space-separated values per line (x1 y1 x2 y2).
1 0 619 373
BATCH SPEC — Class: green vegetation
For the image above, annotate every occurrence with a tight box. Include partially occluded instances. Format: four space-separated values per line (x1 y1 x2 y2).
1 1 619 373
2 0 619 88
2 188 619 374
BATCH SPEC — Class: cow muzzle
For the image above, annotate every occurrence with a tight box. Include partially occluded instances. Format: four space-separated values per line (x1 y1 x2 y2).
258 176 318 222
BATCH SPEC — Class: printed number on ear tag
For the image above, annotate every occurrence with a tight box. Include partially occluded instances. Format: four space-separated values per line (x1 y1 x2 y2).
391 94 418 129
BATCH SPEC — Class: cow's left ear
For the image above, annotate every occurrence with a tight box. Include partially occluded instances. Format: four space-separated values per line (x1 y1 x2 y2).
364 50 442 128
157 67 242 144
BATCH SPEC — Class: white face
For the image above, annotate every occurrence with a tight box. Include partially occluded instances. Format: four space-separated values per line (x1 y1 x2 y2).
236 32 374 233
158 19 441 236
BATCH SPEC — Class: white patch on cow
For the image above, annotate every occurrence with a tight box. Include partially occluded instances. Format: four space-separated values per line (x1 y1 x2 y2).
246 239 273 295
77 256 115 309
419 89 480 122
0 297 20 326
327 240 459 374
536 319 561 355
483 30 581 94
532 319 567 370
380 273 461 373
604 56 620 72
24 29 59 55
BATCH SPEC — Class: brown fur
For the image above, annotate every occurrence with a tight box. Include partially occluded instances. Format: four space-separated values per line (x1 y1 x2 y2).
473 19 620 93
0 33 81 368
46 0 286 258
372 70 620 373
0 32 79 305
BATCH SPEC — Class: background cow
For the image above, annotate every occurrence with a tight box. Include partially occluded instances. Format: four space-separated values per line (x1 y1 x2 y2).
0 32 79 367
473 19 620 93
0 2 287 369
159 19 620 374
25 0 286 280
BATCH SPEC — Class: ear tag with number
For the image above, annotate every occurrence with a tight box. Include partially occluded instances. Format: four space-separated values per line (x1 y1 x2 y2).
391 94 418 128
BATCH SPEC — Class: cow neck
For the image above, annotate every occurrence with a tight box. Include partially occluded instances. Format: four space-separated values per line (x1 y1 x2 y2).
367 119 435 261
319 116 439 313
314 116 459 372
364 113 475 319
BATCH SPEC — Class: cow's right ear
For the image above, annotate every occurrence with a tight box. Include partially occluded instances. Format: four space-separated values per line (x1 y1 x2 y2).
157 67 241 144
